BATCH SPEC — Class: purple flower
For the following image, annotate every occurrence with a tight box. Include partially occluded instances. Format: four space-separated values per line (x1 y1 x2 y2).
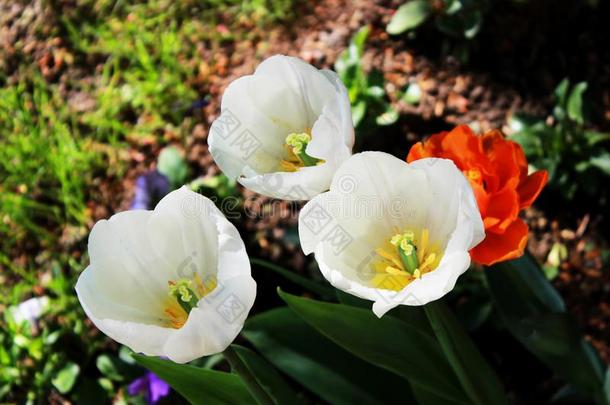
130 170 171 210
128 372 170 404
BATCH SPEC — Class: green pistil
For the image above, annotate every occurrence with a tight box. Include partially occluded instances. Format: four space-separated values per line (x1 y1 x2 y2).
391 232 419 274
168 279 199 314
285 133 321 167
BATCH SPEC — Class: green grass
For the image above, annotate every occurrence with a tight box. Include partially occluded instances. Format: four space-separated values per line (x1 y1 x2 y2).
0 78 98 273
0 0 299 401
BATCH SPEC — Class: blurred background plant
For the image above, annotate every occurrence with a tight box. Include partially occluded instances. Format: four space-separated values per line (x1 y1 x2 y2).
387 0 488 40
509 79 610 204
334 26 399 128
386 0 490 61
385 0 604 63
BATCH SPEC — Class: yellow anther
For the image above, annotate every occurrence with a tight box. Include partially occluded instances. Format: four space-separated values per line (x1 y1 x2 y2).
164 275 218 329
280 132 324 170
385 266 408 276
371 228 443 291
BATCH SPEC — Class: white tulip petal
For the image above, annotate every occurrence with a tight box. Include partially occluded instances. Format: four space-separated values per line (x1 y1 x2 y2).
76 187 256 363
209 55 354 200
254 55 337 121
299 152 484 316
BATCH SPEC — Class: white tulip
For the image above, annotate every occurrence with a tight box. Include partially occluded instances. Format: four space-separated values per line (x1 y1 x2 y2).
209 55 354 200
298 152 484 317
76 187 256 363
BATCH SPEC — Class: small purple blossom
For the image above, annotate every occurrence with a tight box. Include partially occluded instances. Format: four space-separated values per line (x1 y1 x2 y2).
128 371 170 404
130 170 171 210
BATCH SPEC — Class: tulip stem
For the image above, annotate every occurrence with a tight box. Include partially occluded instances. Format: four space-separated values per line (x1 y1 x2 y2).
224 345 275 405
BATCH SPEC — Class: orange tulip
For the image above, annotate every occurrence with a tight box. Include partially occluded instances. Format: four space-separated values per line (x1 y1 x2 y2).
407 125 548 266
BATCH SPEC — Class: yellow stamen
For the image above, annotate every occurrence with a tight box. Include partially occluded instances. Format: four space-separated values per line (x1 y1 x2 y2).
163 275 217 329
418 229 429 263
385 266 409 276
370 228 443 291
375 246 404 270
279 132 325 172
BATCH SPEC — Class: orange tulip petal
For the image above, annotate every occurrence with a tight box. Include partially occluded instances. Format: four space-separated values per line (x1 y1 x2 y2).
406 126 546 267
518 170 548 209
406 142 430 161
482 131 521 192
440 125 480 168
469 180 490 217
470 218 529 266
483 185 520 232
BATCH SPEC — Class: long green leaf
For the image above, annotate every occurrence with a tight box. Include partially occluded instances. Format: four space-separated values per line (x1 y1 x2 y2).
250 258 334 298
228 345 303 405
133 354 254 405
425 301 508 405
486 255 608 404
243 307 413 405
278 290 469 404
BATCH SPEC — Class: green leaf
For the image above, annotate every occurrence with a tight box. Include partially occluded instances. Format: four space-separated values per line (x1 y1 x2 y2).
589 152 610 176
335 290 370 308
376 105 399 126
454 296 493 331
486 255 608 404
96 355 123 381
366 85 385 98
157 146 188 189
604 367 610 404
444 0 462 14
554 78 570 107
96 354 139 382
350 25 370 57
542 265 559 280
490 253 565 313
52 362 80 394
425 301 507 405
227 345 303 405
72 378 108 405
461 9 484 39
278 290 469 404
567 82 588 124
403 82 422 104
250 258 334 298
411 384 467 405
243 307 414 405
352 100 367 127
387 0 432 35
585 131 610 146
133 354 254 405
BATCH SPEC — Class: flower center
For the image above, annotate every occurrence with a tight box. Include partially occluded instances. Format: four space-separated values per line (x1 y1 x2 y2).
279 132 324 172
370 228 442 291
163 274 217 329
